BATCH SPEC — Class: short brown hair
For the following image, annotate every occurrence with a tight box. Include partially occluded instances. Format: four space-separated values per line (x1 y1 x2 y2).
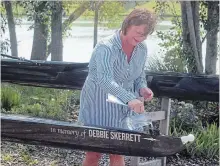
121 8 157 35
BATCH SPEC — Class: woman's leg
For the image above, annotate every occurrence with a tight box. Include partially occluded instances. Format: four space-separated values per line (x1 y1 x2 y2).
82 152 102 166
109 154 125 166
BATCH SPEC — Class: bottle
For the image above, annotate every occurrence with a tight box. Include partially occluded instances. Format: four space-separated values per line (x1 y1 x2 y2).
106 94 154 132
123 113 153 132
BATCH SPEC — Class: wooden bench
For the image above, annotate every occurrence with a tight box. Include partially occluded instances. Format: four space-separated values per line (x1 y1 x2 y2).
130 97 171 166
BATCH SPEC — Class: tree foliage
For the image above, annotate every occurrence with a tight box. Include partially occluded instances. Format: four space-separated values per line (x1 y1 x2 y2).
154 0 219 74
1 1 134 61
0 2 10 54
153 1 187 72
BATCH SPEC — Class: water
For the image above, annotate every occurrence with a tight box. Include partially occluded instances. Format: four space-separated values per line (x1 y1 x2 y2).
2 20 219 74
7 24 162 63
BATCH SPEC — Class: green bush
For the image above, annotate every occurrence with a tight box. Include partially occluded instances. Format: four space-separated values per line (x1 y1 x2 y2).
1 86 21 111
170 122 219 159
170 101 203 132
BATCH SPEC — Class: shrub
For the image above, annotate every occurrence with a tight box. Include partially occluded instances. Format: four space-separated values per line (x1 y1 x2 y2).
191 123 219 159
170 122 219 159
170 101 203 132
1 86 21 111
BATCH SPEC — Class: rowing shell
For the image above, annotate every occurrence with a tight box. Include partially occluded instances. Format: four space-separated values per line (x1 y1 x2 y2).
1 114 194 157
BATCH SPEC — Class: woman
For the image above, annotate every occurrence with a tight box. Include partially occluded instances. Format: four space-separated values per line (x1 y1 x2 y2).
78 8 157 166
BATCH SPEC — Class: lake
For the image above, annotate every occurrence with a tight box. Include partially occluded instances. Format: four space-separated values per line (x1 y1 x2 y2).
2 20 219 74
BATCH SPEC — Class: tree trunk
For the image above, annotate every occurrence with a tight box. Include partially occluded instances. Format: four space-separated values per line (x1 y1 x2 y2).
4 1 18 57
46 2 90 59
180 2 194 73
192 1 203 67
51 2 63 61
93 2 99 48
205 1 219 75
185 1 203 74
62 2 90 32
30 2 48 60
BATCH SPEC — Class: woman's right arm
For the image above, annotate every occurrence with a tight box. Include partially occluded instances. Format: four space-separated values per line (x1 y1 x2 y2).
95 45 137 104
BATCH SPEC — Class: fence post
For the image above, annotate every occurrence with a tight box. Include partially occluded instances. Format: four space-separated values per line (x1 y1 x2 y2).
130 97 171 166
159 97 171 166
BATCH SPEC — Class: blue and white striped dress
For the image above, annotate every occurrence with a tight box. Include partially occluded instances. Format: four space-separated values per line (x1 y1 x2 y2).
78 30 148 129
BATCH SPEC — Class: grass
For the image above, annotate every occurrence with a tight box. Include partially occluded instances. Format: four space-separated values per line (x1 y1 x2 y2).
170 120 219 159
1 83 78 121
137 0 181 15
2 153 13 162
1 1 180 20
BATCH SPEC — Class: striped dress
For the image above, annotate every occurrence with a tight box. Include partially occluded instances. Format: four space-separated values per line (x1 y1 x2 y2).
78 30 148 129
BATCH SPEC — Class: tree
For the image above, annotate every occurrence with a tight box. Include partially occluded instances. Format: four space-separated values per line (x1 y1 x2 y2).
47 1 90 59
29 1 50 60
19 1 90 60
93 2 99 48
43 1 128 60
91 1 104 48
51 1 63 61
154 0 219 74
154 1 188 73
204 1 219 74
181 1 203 74
4 1 18 57
2 1 139 61
181 1 219 74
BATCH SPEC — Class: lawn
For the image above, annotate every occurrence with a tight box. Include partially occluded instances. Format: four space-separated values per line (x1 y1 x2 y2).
2 1 181 20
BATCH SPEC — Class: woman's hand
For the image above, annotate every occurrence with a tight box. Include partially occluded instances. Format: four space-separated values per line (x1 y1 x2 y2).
128 99 144 113
140 87 154 101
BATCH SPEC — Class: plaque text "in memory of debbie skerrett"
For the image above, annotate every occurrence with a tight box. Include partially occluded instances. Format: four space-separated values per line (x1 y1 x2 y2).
50 128 141 143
